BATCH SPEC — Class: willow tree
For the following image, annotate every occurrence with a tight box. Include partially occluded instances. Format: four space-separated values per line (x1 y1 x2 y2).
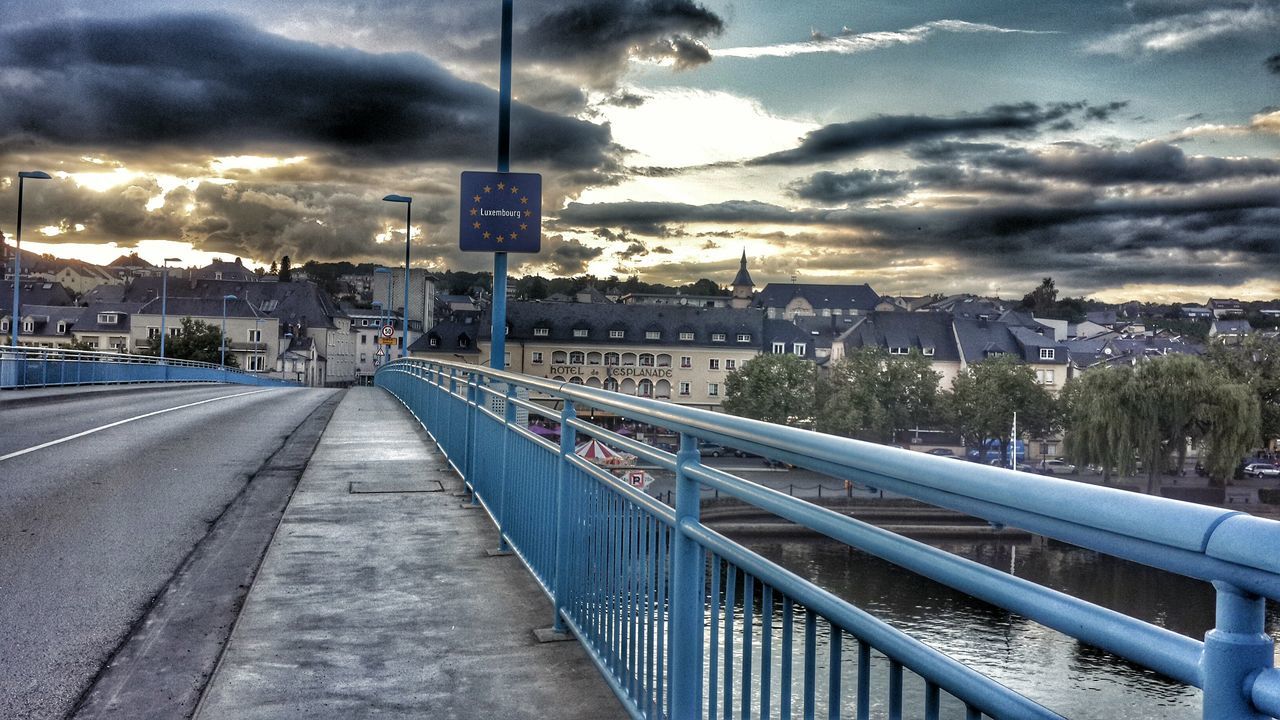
1062 365 1138 484
816 347 940 444
723 353 817 427
1207 335 1280 446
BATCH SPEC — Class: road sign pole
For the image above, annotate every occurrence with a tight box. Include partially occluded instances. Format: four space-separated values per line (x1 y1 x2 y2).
490 0 513 372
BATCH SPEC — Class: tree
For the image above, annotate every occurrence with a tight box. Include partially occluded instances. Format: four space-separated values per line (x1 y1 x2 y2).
279 256 292 283
1062 366 1138 483
143 317 239 367
723 354 816 427
1020 277 1057 316
816 348 940 444
269 260 279 275
943 354 1057 465
1206 334 1280 445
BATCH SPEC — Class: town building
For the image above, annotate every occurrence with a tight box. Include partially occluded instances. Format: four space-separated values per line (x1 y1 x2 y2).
372 268 436 345
756 282 880 320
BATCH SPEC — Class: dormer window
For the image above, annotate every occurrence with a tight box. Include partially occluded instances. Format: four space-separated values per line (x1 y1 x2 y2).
429 335 439 347
711 333 726 342
646 330 661 340
533 327 550 336
889 347 909 355
736 333 751 343
98 312 119 324
609 329 625 339
57 321 68 335
679 332 694 341
922 347 935 357
458 334 470 348
1039 348 1055 360
22 319 34 333
573 328 589 338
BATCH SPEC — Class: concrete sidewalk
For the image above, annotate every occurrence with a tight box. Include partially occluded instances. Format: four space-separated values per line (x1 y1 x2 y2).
195 387 624 719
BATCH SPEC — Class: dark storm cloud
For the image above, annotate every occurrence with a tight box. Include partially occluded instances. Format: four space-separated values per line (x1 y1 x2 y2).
1268 52 1280 73
786 170 909 203
519 0 723 80
907 165 1046 196
746 102 1108 167
0 14 614 171
937 141 1280 185
537 235 604 275
5 176 185 244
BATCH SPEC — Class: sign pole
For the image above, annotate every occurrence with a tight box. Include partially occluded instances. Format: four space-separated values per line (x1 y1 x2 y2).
490 0 513 372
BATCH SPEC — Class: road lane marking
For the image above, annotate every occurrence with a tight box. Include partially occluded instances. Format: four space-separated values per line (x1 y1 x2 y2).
0 389 276 462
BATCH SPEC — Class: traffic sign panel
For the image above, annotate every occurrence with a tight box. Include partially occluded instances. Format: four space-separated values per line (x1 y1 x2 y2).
377 337 397 345
459 171 541 253
380 324 395 338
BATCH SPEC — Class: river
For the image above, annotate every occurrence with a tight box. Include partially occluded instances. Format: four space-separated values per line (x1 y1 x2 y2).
739 538 1280 719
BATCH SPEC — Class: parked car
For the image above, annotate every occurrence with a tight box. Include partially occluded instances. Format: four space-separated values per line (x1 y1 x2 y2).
926 448 956 457
697 443 728 457
762 458 796 469
1039 459 1077 475
732 448 760 459
1243 462 1280 478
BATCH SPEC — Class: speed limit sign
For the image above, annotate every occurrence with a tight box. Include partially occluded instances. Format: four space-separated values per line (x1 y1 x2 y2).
380 324 395 338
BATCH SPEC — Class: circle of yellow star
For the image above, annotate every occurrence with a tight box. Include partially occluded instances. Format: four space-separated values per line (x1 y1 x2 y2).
483 185 492 193
496 235 505 242
472 194 481 202
511 186 518 194
524 210 531 217
509 232 518 240
520 197 528 204
470 207 478 216
519 223 527 230
472 221 481 229
496 181 505 190
482 231 491 239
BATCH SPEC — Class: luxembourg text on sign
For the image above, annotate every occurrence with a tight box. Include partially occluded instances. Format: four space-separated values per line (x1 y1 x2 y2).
459 171 542 253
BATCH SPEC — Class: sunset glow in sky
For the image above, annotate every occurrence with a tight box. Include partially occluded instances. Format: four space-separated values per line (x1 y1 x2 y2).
1 0 1278 302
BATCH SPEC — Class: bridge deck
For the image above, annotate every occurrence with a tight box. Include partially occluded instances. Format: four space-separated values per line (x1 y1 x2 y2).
195 386 624 719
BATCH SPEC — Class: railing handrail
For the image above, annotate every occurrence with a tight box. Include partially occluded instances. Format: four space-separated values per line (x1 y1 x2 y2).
377 357 1280 719
385 357 1280 599
2 346 298 388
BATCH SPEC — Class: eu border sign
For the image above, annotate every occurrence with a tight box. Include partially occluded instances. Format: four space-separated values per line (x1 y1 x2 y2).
460 171 541 253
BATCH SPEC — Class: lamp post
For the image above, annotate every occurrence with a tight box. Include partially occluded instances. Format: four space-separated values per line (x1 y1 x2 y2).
381 194 412 356
159 257 181 361
371 301 383 372
221 294 237 368
10 171 51 347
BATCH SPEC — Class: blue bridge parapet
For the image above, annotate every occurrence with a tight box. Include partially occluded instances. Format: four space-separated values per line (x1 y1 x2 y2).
1 347 296 388
376 357 1280 720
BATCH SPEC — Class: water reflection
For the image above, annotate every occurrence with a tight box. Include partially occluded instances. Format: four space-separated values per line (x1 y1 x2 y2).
742 539 1280 719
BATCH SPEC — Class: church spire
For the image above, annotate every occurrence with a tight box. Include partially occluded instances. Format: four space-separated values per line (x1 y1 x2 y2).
730 249 754 308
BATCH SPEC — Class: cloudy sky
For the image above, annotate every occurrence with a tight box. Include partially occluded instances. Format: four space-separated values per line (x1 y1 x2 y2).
1 0 1277 302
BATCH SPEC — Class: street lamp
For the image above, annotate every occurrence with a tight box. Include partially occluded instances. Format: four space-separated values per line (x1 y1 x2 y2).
381 194 412 356
10 171 51 347
221 294 237 368
159 257 181 361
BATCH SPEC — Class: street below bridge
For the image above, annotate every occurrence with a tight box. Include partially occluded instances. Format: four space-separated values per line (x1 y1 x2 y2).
0 384 339 719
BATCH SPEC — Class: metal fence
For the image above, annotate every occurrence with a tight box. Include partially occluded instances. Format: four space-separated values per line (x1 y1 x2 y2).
0 347 296 388
376 358 1280 720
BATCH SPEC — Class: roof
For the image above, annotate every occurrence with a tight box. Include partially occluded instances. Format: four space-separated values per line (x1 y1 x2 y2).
1212 318 1252 333
75 301 148 332
0 280 74 311
755 283 879 312
15 305 86 336
117 277 346 332
414 319 482 355
835 311 961 362
731 250 754 288
496 300 765 348
953 318 1068 365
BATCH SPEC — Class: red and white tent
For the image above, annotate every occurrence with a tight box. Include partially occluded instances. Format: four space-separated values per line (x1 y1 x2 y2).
576 438 621 461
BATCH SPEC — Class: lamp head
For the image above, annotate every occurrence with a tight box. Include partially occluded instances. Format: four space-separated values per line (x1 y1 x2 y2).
18 171 51 180
382 194 412 204
224 294 237 300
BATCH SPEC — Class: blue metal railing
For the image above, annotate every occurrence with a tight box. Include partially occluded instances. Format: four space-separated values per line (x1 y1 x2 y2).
1 347 296 388
376 358 1280 719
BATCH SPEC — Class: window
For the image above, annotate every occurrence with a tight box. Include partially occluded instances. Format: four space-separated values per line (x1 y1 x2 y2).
646 330 661 340
534 327 550 336
458 335 470 348
83 336 100 348
553 351 568 363
640 353 655 367
109 337 126 350
736 333 751 343
0 319 7 332
707 383 719 397
573 328 589 338
709 359 720 370
638 379 653 397
725 359 737 371
772 342 786 354
22 319 35 333
56 321 68 335
248 329 262 343
610 329 625 339
679 382 691 396
679 332 694 341
1036 369 1056 385
360 354 367 363
923 347 935 357
169 327 181 337
531 351 544 364
147 326 161 339
711 333 726 342
569 351 585 364
792 343 806 356
97 312 118 324
1039 348 1056 360
680 356 692 368
604 352 620 365
429 336 439 348
1041 443 1057 455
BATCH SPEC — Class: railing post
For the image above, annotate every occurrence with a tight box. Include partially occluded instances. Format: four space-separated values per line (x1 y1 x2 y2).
550 400 578 633
670 432 705 719
463 373 477 487
1202 581 1273 719
493 383 516 554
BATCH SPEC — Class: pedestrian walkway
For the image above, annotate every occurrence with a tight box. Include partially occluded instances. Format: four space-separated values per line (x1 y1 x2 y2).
195 387 624 719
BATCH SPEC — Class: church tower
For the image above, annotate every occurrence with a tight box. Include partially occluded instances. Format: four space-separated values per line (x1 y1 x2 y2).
730 249 754 309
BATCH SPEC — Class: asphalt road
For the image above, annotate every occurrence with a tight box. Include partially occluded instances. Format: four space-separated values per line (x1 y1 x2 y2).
0 384 338 719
